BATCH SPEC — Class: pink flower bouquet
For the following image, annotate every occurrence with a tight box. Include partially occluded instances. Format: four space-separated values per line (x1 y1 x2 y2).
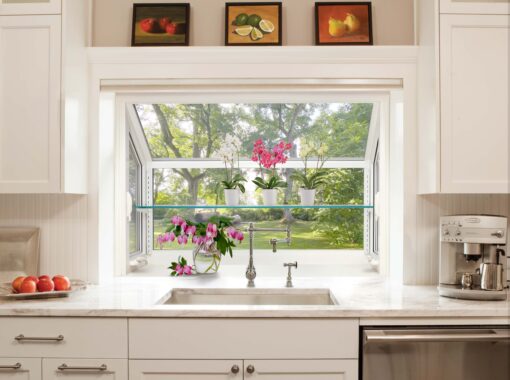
159 215 244 276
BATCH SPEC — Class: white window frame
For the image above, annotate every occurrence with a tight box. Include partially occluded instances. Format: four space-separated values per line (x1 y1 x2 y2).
127 136 143 257
116 89 390 275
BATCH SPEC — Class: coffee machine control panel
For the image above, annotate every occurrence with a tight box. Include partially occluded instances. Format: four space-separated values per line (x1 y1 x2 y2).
440 215 507 244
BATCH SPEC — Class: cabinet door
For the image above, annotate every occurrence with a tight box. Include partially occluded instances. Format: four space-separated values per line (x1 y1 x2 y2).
0 15 61 193
440 14 509 193
42 359 127 379
0 0 61 16
440 0 510 15
0 358 41 379
244 360 358 380
129 360 244 380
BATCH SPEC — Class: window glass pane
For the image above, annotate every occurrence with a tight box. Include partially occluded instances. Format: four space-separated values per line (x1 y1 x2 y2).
152 168 364 250
135 103 372 161
128 142 141 254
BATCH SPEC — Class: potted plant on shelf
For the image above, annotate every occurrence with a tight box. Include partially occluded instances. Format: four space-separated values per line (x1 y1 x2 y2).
217 135 246 206
292 143 328 206
158 215 244 275
251 139 292 206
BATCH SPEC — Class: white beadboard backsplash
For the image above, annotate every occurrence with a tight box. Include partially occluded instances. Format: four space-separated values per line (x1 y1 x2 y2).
411 194 510 285
0 195 88 280
0 193 508 284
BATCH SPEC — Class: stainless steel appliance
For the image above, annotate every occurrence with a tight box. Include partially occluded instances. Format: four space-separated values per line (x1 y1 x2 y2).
362 326 510 380
439 215 508 300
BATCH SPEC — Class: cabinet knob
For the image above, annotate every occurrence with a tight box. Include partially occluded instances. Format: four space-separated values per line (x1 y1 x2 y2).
231 365 240 374
246 365 255 374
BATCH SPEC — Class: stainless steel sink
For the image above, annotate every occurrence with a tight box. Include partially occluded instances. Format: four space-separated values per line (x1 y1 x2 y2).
160 288 337 306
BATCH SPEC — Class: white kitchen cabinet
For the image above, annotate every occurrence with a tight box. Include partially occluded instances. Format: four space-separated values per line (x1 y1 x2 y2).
43 359 127 379
417 0 510 194
0 15 61 193
244 360 358 380
0 317 128 358
0 358 41 379
439 14 509 193
129 360 244 379
0 0 89 194
440 0 510 15
0 0 61 15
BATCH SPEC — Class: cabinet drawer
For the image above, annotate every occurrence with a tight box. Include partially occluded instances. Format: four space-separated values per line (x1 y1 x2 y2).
43 359 127 379
129 318 359 359
0 358 41 379
0 318 127 358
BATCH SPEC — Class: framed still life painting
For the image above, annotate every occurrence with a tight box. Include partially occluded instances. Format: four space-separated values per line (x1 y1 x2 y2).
315 2 373 45
132 3 190 46
225 2 282 46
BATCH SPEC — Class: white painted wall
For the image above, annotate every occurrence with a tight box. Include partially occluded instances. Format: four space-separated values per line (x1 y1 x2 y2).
92 0 415 46
0 194 89 279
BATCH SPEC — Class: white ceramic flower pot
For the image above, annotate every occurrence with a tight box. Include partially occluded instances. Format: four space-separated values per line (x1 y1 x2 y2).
299 188 316 206
224 189 240 206
262 189 278 206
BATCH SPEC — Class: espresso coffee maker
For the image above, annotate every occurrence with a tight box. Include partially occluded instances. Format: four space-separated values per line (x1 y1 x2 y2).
439 215 508 300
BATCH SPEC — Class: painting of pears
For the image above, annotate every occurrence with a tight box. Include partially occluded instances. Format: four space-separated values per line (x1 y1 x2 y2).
315 2 373 45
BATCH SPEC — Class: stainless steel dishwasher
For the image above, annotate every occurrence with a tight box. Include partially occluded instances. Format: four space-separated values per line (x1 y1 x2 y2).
362 326 510 380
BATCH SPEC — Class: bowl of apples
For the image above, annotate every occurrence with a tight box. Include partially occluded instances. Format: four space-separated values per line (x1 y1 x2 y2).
0 275 86 300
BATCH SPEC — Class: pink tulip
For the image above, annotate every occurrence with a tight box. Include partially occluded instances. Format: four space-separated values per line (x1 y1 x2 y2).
169 232 176 242
186 225 196 236
235 231 244 242
206 223 218 239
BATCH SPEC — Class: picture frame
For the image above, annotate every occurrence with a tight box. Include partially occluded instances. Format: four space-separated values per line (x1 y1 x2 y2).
131 3 191 46
225 2 282 46
315 2 373 46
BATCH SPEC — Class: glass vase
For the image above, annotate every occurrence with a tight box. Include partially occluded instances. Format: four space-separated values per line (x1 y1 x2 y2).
193 243 222 274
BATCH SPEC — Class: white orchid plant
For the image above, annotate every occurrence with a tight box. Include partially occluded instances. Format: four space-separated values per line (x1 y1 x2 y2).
216 135 246 193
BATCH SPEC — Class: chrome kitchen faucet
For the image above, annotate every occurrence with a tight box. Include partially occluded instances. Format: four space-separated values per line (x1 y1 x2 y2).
245 222 291 287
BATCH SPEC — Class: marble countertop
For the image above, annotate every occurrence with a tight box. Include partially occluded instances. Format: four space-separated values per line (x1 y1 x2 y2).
0 275 509 319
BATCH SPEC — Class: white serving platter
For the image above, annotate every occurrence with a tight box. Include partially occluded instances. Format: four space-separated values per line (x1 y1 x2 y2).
0 279 87 300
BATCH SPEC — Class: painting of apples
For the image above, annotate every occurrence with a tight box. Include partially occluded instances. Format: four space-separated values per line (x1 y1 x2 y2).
132 3 190 46
315 2 373 45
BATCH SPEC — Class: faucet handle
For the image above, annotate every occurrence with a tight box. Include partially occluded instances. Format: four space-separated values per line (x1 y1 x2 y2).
284 262 298 288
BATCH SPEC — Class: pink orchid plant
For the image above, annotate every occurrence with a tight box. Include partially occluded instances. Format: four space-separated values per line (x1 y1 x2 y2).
159 215 244 276
251 139 292 190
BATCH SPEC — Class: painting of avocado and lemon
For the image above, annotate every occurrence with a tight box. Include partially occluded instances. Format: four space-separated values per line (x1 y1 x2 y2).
131 3 190 46
225 2 282 46
315 2 373 45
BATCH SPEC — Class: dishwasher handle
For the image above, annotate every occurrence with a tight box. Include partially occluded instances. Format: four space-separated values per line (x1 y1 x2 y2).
364 329 510 344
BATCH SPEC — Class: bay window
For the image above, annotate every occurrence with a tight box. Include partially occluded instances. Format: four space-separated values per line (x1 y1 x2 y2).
124 95 384 275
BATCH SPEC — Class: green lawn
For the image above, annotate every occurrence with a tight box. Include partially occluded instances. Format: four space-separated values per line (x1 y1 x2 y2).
153 219 361 250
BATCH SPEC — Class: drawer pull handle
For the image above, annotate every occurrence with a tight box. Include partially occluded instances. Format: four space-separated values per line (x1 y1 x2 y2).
246 365 255 374
0 363 21 370
231 365 240 374
58 364 107 372
15 334 64 342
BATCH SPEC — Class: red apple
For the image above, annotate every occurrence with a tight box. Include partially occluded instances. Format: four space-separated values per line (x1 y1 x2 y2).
140 18 159 33
37 278 54 292
159 17 172 31
19 279 37 294
25 275 39 284
38 275 51 281
11 276 26 292
166 22 178 36
52 275 71 291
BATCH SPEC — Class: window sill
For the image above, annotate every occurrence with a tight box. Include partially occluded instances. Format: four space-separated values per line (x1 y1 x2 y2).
128 249 379 278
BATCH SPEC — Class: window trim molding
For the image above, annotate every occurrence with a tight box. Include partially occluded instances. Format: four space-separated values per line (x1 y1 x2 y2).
90 49 416 284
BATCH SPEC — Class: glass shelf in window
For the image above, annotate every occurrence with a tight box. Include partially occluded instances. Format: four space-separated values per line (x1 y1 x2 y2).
136 204 373 210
